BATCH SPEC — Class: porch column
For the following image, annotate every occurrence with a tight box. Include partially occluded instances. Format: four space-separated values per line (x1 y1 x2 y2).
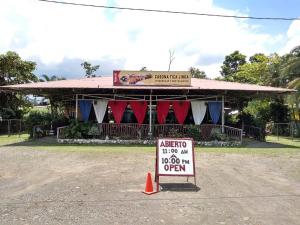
222 95 224 133
148 93 152 136
75 94 78 120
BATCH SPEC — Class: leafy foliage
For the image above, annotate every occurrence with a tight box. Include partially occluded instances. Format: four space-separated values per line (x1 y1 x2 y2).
88 124 101 137
140 66 148 71
24 108 68 137
186 125 201 141
269 99 290 123
62 120 91 139
243 100 271 127
249 53 269 63
218 47 299 138
39 74 66 82
286 78 300 135
190 67 207 79
81 61 100 78
38 74 67 116
0 51 38 119
210 128 228 141
223 53 281 85
220 51 246 77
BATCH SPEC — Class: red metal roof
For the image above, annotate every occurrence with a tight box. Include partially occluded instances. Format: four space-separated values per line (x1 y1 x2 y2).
0 76 294 93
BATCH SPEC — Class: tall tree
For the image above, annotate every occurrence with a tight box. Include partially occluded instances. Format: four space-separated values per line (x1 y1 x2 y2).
81 61 100 78
168 49 175 71
279 46 300 85
140 67 148 71
38 74 66 116
290 45 300 57
227 53 271 85
0 51 37 119
39 74 66 82
220 51 246 77
286 78 300 135
249 53 269 64
189 67 207 79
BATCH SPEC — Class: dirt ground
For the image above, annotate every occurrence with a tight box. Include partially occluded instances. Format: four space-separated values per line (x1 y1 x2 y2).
0 144 300 225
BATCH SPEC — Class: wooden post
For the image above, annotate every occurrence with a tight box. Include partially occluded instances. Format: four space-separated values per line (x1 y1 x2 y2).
222 95 224 133
149 93 152 136
7 120 10 137
75 94 78 120
240 128 243 143
19 119 21 137
291 122 294 140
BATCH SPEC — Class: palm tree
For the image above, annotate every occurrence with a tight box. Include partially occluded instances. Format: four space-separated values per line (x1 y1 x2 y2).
38 75 66 117
39 74 66 82
279 46 300 85
287 78 300 135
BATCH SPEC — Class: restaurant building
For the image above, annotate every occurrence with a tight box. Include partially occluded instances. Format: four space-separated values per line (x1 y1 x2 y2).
1 70 293 144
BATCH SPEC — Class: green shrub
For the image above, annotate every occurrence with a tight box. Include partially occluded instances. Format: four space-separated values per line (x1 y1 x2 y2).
62 120 90 139
186 125 201 141
24 108 68 137
167 128 182 138
210 128 227 141
88 124 100 138
0 108 17 119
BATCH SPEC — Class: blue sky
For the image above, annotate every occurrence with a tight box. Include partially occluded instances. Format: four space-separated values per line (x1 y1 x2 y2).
0 0 299 78
215 0 300 35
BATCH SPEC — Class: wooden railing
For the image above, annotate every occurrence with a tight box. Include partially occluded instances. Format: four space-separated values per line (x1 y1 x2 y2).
154 124 242 142
57 123 243 142
243 125 263 141
56 126 68 139
223 125 243 142
98 123 149 139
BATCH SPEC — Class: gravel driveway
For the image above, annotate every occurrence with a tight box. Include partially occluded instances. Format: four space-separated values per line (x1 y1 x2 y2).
0 144 300 225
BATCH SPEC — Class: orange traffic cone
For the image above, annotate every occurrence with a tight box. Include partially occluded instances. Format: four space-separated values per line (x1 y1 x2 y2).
143 172 156 195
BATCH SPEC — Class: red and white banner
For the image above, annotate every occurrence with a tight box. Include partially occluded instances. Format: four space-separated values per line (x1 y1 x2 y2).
108 100 128 124
130 100 148 124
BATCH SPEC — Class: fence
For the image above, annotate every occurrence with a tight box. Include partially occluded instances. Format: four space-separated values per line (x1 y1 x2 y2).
57 123 243 143
0 119 25 136
267 122 300 139
243 125 263 141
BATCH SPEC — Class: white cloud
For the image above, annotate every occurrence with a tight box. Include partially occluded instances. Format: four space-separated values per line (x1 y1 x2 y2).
280 19 300 54
0 0 287 78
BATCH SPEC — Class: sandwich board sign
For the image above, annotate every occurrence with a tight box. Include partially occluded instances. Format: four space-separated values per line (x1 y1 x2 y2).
155 138 196 191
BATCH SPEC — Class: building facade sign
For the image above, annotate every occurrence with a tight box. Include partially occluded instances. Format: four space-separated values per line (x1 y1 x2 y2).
113 70 191 86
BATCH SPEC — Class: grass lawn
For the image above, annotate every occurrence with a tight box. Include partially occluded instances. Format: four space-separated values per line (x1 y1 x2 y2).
0 134 299 155
0 133 30 146
266 135 300 148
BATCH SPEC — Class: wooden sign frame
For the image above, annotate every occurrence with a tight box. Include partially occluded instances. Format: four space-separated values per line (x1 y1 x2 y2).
155 138 196 192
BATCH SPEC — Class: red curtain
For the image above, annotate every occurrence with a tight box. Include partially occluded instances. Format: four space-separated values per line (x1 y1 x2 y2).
108 100 127 124
172 100 190 124
156 101 170 124
130 100 148 124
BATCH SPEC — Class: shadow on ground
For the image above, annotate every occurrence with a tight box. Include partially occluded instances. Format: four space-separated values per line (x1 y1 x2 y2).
242 138 299 148
160 183 200 192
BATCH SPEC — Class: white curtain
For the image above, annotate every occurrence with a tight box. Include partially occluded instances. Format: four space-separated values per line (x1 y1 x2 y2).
191 101 207 125
93 100 108 123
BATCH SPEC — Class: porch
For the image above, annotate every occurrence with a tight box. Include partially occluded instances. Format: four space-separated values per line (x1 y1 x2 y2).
57 123 243 144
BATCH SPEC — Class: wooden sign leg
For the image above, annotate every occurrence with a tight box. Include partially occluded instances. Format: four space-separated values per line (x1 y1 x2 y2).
156 175 160 192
